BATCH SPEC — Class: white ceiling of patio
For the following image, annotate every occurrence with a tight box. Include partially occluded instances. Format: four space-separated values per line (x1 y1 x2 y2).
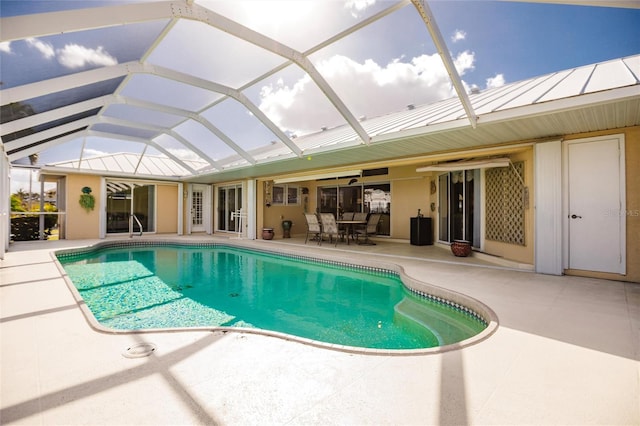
1 0 639 183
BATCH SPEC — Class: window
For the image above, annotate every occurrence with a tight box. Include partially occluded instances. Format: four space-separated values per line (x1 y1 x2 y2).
287 186 299 204
272 184 299 206
272 185 285 204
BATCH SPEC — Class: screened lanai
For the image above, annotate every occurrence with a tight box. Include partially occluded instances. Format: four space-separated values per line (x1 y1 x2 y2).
2 0 640 259
2 0 638 179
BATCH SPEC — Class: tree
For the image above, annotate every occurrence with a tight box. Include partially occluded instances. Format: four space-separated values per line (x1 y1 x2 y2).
11 194 25 212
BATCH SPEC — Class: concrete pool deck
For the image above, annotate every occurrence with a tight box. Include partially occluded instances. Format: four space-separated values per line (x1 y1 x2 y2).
1 235 638 425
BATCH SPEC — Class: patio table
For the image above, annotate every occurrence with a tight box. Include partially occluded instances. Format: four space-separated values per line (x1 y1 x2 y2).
336 220 366 245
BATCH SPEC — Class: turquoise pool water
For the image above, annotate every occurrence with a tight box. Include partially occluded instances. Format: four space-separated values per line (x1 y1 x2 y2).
58 244 487 350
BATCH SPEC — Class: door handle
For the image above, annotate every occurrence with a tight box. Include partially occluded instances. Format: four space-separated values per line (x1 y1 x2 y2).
570 214 582 219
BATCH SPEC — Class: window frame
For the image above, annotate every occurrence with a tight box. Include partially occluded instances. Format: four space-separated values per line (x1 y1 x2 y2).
271 184 300 206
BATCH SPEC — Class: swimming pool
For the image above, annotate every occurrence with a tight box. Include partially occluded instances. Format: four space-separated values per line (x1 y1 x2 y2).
56 241 497 354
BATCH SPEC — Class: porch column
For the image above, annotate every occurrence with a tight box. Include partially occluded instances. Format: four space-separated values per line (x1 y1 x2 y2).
246 179 256 240
39 180 45 240
177 183 184 235
0 150 9 259
99 178 106 239
534 140 563 275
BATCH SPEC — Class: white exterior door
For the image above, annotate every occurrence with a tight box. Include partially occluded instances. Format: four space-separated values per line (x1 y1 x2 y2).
190 185 206 233
565 136 625 274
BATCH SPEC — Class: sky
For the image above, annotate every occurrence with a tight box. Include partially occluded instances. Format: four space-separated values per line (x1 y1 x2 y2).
2 0 640 194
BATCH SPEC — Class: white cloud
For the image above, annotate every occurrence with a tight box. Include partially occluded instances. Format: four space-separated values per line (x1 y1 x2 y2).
26 37 55 59
83 149 109 158
344 0 376 18
166 148 203 161
57 44 117 69
10 169 33 195
486 74 506 89
10 169 57 196
0 41 12 54
451 30 466 43
259 51 476 135
453 50 475 75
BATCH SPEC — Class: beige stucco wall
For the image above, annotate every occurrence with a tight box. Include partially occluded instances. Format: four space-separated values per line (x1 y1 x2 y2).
258 180 308 239
388 166 431 240
624 127 640 282
64 176 179 238
65 174 101 239
156 184 178 234
258 168 432 241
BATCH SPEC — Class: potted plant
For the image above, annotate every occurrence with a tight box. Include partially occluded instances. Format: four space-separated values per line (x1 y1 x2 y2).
79 186 95 212
451 240 472 257
262 228 274 240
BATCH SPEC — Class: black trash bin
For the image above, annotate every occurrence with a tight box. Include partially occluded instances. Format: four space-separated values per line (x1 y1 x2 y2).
410 217 433 245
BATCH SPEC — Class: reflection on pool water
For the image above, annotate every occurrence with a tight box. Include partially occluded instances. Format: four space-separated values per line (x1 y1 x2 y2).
58 244 488 351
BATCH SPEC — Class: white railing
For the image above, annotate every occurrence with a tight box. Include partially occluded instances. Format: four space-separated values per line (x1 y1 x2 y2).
230 208 246 239
130 214 143 238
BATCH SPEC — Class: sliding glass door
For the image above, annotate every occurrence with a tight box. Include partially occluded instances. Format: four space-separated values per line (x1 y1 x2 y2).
317 183 390 236
438 170 479 246
217 184 243 232
106 181 155 234
364 183 390 236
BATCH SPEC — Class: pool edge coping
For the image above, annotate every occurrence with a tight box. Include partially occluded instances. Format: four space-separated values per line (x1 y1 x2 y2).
51 238 499 357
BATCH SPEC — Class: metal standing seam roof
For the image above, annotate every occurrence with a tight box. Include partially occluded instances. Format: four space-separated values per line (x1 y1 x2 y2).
1 1 639 183
265 55 640 150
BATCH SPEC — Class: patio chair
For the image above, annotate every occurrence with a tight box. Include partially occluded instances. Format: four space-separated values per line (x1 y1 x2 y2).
350 212 368 240
304 213 321 244
338 212 354 240
341 212 354 220
319 213 341 246
356 213 381 245
353 212 367 222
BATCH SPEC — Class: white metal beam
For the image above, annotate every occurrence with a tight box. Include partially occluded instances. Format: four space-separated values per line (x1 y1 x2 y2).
1 1 371 146
2 79 258 167
40 165 184 181
7 126 197 176
145 141 197 175
0 62 134 104
98 115 222 170
84 130 197 175
186 3 371 145
7 129 89 161
138 63 304 157
114 95 257 164
498 0 640 8
7 0 633 43
411 0 478 128
0 1 174 41
4 116 95 152
1 60 298 161
1 95 111 136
